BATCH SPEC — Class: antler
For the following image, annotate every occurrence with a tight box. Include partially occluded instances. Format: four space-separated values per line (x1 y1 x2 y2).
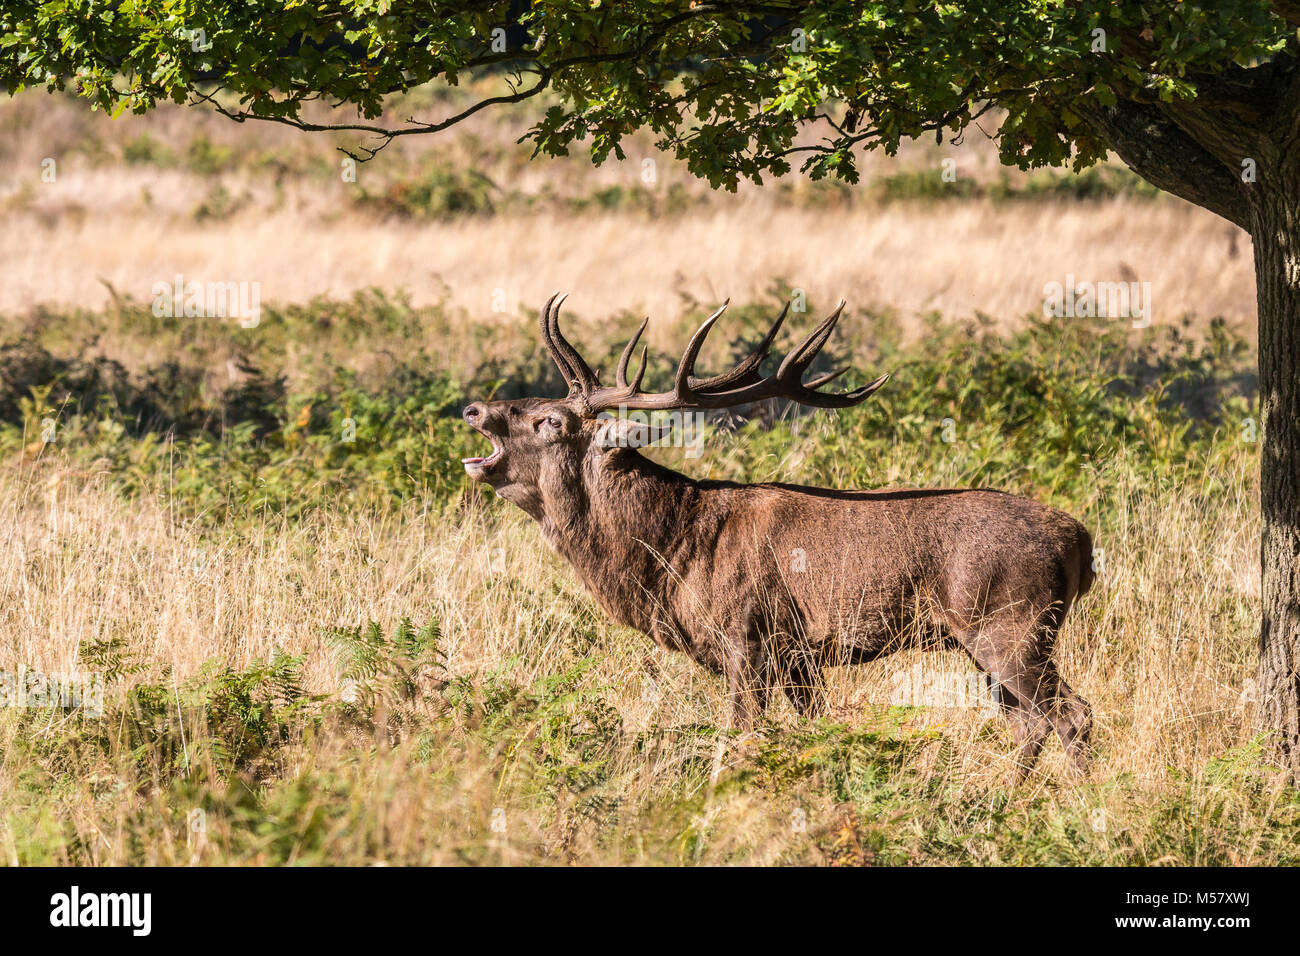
539 293 890 414
539 292 599 394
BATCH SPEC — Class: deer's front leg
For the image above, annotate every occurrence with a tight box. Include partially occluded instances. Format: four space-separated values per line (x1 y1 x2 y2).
722 604 768 730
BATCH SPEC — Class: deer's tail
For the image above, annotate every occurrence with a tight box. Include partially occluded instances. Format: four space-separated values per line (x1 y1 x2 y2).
1075 525 1096 600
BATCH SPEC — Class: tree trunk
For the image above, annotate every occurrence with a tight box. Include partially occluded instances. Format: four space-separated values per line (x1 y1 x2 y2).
1077 74 1300 779
1252 180 1300 781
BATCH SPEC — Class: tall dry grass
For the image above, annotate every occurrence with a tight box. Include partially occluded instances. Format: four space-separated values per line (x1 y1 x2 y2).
0 428 1275 864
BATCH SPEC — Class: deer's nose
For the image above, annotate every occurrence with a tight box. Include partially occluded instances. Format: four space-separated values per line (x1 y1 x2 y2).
463 402 486 424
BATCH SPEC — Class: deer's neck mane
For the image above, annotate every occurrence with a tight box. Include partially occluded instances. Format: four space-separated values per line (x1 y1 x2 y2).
535 449 723 631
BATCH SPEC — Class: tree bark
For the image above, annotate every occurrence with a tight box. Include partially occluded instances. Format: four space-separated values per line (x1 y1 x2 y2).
1076 98 1251 229
1252 175 1300 781
1084 64 1300 780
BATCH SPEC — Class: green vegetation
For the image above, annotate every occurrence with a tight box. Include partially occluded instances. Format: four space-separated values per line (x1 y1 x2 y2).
875 164 1165 204
1 294 1255 525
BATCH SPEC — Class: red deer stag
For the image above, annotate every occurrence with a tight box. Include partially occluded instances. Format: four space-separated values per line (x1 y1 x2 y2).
462 294 1094 773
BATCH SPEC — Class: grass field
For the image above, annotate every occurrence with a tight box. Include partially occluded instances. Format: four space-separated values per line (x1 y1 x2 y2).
0 87 1291 866
0 84 1255 335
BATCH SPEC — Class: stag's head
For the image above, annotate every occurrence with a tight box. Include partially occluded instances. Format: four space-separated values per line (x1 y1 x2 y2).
461 293 889 508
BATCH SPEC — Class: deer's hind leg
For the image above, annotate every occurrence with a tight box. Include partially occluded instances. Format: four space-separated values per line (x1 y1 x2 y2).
955 607 1090 778
1022 602 1092 773
1045 665 1091 773
956 624 1052 777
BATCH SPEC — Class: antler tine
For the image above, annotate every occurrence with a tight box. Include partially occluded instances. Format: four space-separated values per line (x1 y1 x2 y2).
842 372 892 401
776 299 846 382
615 317 649 390
804 365 850 389
546 293 600 393
799 371 890 407
671 300 729 396
689 300 790 392
539 292 577 385
627 346 648 392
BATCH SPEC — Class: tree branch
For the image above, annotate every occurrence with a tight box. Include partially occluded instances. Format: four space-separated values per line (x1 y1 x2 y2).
192 74 553 161
1273 0 1300 28
1075 97 1251 229
185 3 769 160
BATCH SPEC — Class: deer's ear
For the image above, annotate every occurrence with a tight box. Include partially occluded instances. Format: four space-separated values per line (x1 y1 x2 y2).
595 415 674 451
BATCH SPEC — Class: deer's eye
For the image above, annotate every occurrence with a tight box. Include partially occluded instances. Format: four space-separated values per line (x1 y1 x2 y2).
546 415 562 429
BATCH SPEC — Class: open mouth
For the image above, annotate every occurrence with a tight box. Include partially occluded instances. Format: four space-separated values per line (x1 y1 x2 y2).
461 432 503 471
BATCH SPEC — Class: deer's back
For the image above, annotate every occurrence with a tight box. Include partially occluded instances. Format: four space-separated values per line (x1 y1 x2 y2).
684 481 1093 653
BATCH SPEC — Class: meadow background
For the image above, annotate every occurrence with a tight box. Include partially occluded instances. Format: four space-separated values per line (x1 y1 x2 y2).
0 81 1291 865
